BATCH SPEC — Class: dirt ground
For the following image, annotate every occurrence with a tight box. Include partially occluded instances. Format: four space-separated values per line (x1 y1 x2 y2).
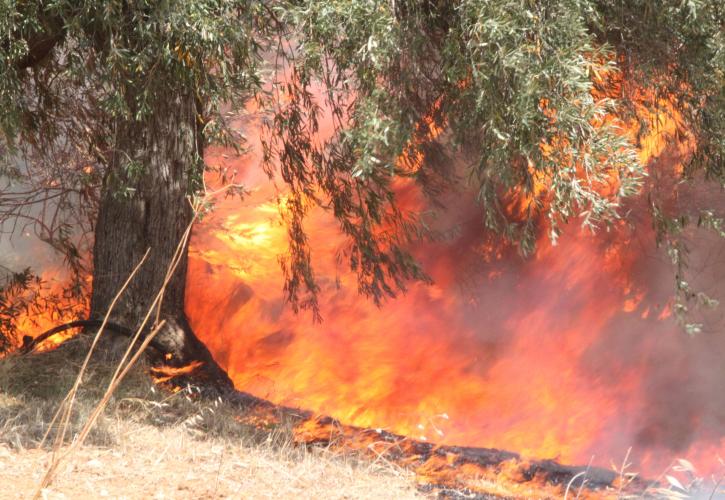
0 424 421 499
0 339 422 499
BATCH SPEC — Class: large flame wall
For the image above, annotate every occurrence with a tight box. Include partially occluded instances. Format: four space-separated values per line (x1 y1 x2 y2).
186 105 725 477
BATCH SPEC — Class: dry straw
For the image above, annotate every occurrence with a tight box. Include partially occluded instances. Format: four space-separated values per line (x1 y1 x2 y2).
32 184 239 497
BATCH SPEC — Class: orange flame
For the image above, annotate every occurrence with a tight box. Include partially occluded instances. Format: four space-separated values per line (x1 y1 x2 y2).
186 79 725 485
6 267 90 353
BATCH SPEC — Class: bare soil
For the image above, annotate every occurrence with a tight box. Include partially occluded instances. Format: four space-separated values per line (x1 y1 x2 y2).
0 337 421 499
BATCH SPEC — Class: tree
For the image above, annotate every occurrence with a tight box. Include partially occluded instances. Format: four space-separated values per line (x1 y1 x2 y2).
1 1 723 381
1 1 265 383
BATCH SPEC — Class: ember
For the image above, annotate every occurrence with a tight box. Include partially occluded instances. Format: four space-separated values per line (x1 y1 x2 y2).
150 360 204 385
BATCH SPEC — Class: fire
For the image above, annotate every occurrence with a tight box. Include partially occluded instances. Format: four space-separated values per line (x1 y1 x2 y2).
3 267 89 353
5 68 721 492
287 414 627 498
150 360 204 386
186 81 725 485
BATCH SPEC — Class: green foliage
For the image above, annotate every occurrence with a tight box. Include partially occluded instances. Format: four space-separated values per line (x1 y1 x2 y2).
265 0 643 311
591 1 725 328
594 0 724 181
1 0 266 188
1 0 723 321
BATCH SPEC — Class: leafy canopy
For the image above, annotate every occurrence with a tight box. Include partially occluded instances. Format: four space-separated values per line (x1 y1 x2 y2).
265 0 723 312
0 0 723 318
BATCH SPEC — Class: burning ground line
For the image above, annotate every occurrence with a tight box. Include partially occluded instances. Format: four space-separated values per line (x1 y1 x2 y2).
214 390 646 499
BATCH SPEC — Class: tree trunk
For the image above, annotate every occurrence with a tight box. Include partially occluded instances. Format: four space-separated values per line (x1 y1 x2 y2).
90 90 232 391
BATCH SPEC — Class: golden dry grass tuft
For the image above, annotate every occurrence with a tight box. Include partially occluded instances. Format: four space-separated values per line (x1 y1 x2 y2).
0 337 422 499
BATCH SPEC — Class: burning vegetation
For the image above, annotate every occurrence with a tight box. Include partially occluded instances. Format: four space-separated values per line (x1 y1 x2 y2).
184 77 725 495
2 1 725 498
3 71 725 499
3 71 724 497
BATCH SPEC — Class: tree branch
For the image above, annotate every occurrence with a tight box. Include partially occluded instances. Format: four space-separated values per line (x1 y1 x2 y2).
12 13 65 70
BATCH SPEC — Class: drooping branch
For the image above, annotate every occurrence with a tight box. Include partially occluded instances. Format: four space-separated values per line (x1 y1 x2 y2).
14 27 65 70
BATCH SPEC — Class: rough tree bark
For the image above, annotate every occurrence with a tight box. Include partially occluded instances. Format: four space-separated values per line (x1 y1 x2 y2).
9 10 232 390
90 89 232 391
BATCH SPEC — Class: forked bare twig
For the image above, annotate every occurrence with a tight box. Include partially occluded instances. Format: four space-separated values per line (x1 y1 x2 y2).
39 248 151 451
32 184 241 497
34 249 151 496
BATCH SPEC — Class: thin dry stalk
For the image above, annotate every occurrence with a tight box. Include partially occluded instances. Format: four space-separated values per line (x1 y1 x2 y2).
34 243 184 496
40 248 151 451
575 456 593 500
709 473 724 500
33 186 237 497
615 446 639 498
34 249 151 495
108 218 193 384
152 179 242 326
72 320 166 447
643 458 676 497
564 471 587 500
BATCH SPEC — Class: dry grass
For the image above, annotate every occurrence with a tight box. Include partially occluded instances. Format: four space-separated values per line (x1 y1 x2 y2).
0 337 422 499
